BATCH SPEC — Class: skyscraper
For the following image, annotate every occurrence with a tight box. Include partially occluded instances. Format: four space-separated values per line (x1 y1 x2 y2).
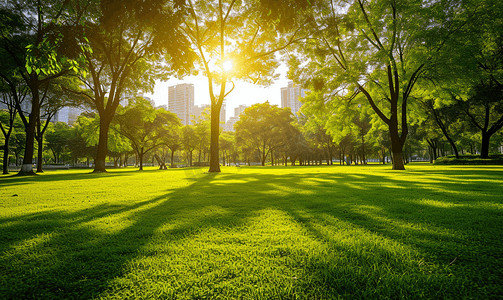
234 104 248 117
280 81 309 116
168 83 195 125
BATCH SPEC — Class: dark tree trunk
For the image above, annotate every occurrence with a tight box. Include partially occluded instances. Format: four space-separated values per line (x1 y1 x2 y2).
94 116 111 172
170 150 176 168
36 135 44 173
432 108 460 159
389 122 406 170
18 73 41 176
480 132 491 159
2 141 9 174
198 143 202 163
19 112 37 175
361 134 366 164
139 149 144 171
208 101 221 172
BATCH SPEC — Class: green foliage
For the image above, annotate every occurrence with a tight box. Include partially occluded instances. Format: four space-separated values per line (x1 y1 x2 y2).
113 97 180 170
434 154 503 165
44 122 71 163
180 0 316 171
0 165 502 299
235 102 297 165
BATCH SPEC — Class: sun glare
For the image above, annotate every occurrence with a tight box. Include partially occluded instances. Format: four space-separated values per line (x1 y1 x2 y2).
223 60 233 72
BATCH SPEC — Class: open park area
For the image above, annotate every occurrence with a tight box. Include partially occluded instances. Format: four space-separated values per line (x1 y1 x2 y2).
1 164 502 299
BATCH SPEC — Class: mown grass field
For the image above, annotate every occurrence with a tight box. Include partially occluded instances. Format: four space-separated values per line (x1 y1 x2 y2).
0 164 502 299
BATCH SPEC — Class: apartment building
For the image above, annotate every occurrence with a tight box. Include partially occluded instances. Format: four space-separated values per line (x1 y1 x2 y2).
280 81 309 116
168 83 195 125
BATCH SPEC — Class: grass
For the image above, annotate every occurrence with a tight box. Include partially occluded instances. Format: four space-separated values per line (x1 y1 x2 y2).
0 164 502 299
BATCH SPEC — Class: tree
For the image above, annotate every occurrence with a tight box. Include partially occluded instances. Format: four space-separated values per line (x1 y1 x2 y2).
0 0 86 175
72 0 194 173
235 102 296 166
113 97 180 170
418 0 503 158
193 107 210 163
420 98 461 159
10 117 25 167
67 121 95 167
35 77 83 172
164 126 183 169
0 84 27 174
45 122 71 164
292 0 472 170
181 125 198 167
180 0 316 172
279 119 307 166
219 132 234 166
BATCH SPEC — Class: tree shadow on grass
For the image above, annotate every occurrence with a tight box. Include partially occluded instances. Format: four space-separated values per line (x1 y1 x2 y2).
192 168 503 298
0 170 132 189
0 167 502 299
0 171 253 299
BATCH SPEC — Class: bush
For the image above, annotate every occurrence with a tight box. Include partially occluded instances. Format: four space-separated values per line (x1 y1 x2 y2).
434 154 503 165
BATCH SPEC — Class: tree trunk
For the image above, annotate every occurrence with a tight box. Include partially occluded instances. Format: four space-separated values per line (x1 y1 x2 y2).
198 144 202 163
94 116 111 172
36 135 44 173
389 125 406 170
480 131 491 159
2 141 9 174
19 113 37 175
391 141 406 170
139 149 144 171
361 135 366 164
208 102 221 172
18 77 41 176
171 150 176 168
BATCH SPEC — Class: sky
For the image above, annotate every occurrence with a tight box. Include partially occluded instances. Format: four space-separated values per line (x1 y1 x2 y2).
144 64 290 121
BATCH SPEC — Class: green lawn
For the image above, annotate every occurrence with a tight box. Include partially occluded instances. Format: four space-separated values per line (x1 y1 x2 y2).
1 164 502 299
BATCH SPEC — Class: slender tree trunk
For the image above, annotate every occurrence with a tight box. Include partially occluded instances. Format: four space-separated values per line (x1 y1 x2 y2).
361 135 366 164
139 149 144 171
2 141 9 174
171 150 176 168
94 116 111 172
198 143 202 163
209 101 221 172
36 136 44 173
19 113 37 175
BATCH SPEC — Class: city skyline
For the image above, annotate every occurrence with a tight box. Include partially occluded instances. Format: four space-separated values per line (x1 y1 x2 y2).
145 63 290 122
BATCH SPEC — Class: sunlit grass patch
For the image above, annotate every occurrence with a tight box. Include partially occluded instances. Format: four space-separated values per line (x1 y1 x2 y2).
0 164 502 299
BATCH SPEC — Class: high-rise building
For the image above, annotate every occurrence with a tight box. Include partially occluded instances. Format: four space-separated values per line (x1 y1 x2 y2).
54 106 84 124
168 83 195 125
234 104 248 117
280 81 309 116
